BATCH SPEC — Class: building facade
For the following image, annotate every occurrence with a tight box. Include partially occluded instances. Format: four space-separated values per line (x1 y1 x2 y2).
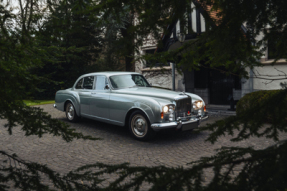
135 2 287 105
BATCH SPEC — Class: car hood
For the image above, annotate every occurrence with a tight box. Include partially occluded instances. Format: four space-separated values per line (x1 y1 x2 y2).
112 87 203 102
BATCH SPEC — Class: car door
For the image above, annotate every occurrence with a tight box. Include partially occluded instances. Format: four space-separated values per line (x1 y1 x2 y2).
90 75 110 120
75 76 95 116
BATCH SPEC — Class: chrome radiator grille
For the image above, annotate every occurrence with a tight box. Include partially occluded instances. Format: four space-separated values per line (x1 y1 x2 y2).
175 97 192 118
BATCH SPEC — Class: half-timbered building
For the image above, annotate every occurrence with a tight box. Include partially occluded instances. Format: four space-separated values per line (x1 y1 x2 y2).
135 1 287 105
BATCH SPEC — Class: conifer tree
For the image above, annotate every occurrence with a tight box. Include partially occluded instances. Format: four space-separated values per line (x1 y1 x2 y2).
1 0 287 190
32 0 104 99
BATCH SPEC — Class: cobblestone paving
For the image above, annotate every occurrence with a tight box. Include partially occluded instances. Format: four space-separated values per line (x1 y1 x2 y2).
1 104 287 190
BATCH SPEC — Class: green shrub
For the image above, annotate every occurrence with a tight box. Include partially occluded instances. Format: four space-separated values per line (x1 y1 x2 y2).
236 90 286 123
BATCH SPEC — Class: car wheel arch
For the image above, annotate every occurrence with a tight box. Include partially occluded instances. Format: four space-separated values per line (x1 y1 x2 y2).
64 100 80 116
124 108 151 127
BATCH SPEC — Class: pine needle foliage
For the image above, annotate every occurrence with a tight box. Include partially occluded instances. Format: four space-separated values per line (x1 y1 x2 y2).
1 1 99 189
31 0 105 99
1 0 287 190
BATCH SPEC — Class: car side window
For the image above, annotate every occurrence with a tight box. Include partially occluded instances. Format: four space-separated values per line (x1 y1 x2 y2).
133 75 145 86
83 76 94 89
95 76 108 90
75 78 83 89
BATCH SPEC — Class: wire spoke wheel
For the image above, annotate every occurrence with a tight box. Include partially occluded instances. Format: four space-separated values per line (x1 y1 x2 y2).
129 110 156 141
131 114 148 137
65 102 78 122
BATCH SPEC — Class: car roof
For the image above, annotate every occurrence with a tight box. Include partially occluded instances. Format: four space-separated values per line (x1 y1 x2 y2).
80 71 141 78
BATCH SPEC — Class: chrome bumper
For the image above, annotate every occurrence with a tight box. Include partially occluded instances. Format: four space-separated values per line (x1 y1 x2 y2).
151 115 209 131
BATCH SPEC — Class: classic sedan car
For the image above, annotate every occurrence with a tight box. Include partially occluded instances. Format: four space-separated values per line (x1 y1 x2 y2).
54 72 208 140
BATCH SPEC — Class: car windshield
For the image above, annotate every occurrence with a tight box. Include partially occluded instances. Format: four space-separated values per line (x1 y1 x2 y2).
109 74 151 89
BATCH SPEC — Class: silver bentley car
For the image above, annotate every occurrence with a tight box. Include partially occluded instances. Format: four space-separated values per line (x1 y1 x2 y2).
54 72 208 140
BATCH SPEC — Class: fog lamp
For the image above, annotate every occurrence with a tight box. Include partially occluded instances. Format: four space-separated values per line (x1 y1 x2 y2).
169 113 174 121
198 109 202 116
169 105 174 113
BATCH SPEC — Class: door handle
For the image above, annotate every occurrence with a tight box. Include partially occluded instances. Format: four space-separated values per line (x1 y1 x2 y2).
91 92 96 94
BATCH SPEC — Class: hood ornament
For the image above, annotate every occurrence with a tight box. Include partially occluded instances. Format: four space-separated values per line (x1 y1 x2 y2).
179 91 186 95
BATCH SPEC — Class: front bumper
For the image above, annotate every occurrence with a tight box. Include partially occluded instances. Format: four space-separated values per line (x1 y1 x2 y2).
151 115 209 131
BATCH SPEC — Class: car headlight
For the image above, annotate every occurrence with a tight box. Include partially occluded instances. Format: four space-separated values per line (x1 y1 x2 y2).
163 105 169 113
163 105 175 113
162 105 175 121
193 100 203 109
162 105 175 113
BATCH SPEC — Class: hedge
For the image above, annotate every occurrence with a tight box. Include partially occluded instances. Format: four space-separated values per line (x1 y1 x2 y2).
236 89 287 123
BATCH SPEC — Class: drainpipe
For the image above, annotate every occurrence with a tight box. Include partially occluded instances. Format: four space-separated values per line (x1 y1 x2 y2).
172 62 175 91
250 39 255 93
250 68 254 93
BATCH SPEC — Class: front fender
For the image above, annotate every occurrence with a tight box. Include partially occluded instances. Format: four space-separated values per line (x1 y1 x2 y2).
185 92 205 105
123 97 174 126
109 93 173 126
125 102 154 126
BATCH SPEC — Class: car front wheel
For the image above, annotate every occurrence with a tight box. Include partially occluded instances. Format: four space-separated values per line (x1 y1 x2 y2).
129 110 156 141
65 102 79 122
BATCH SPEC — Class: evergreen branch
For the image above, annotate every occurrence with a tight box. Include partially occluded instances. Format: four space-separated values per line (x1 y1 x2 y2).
0 151 105 191
1 103 100 142
199 89 287 144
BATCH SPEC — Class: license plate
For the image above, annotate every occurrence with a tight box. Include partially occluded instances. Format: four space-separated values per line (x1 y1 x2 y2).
182 122 198 131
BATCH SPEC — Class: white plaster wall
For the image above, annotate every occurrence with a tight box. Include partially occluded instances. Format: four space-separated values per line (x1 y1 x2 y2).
255 31 266 60
253 64 287 90
241 67 254 97
142 70 172 89
139 67 185 91
191 3 197 32
135 1 203 91
134 32 158 73
135 61 143 73
233 89 242 100
175 70 185 92
135 50 144 73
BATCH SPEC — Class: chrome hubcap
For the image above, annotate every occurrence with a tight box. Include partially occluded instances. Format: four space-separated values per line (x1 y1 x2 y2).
131 114 147 137
66 104 74 120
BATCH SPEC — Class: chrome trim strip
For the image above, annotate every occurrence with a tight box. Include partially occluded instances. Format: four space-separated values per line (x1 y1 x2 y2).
198 115 209 125
81 113 124 125
151 115 208 131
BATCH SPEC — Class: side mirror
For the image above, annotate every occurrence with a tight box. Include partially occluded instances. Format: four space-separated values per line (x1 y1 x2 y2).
105 84 110 90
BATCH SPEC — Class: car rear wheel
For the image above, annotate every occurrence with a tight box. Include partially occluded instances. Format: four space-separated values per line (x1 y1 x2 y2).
65 102 79 122
129 110 156 141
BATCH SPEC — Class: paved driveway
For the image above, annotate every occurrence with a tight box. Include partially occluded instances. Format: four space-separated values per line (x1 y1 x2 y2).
1 104 286 189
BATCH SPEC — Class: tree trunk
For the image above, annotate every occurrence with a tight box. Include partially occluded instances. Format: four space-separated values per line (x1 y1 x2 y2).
120 12 135 72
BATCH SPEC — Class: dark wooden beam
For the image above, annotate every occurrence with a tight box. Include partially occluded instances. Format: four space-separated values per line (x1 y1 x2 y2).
173 24 176 39
188 6 192 34
196 8 201 34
